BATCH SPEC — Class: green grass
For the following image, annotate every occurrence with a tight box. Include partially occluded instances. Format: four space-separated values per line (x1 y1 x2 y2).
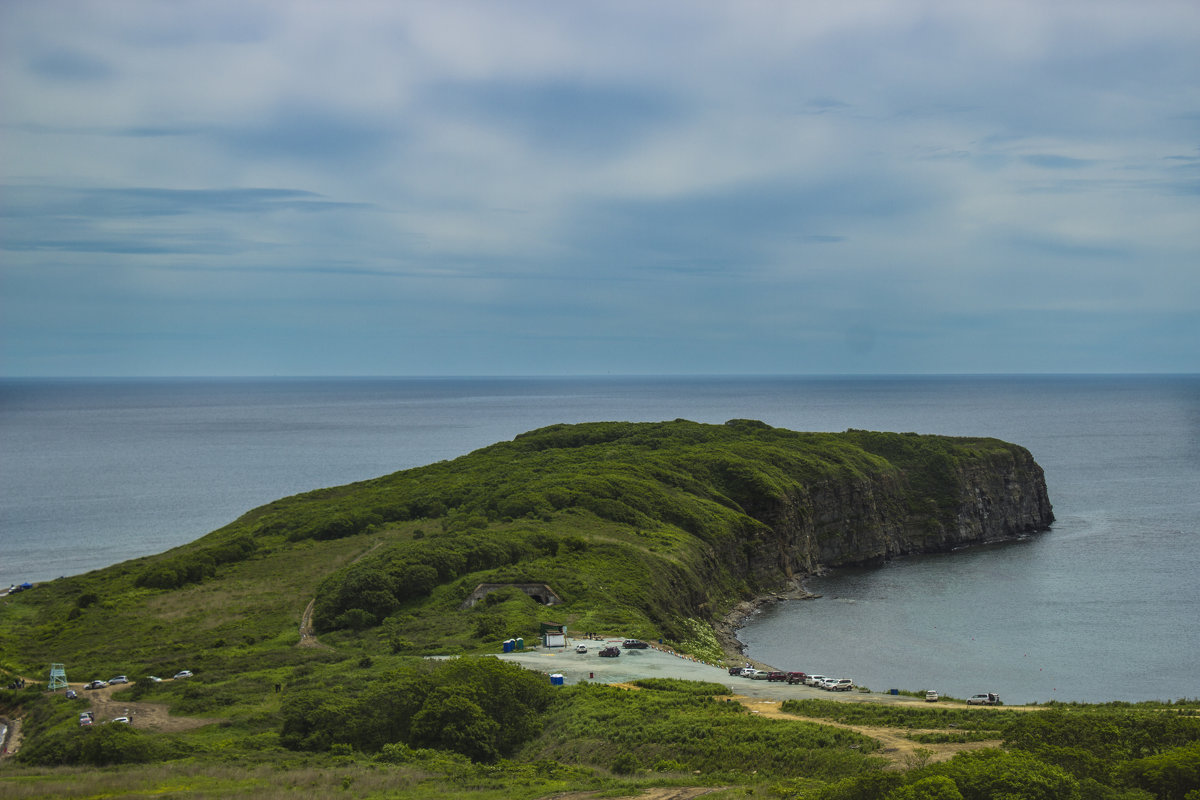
780 698 1019 734
0 420 1072 797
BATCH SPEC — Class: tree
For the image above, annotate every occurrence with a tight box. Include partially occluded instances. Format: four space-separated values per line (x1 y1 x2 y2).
1117 741 1200 800
888 776 965 800
409 686 501 762
930 749 1082 800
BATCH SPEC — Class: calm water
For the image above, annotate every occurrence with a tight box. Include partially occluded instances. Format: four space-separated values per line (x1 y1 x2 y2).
2 375 1197 703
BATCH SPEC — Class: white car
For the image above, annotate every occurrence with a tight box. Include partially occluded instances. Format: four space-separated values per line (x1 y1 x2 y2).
740 668 762 679
831 678 854 691
819 677 840 690
108 675 129 684
173 670 193 679
926 690 939 702
967 693 1000 705
575 644 588 654
805 674 827 687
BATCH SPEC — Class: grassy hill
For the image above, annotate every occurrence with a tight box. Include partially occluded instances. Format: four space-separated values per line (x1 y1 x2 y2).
9 421 1192 800
0 420 1052 674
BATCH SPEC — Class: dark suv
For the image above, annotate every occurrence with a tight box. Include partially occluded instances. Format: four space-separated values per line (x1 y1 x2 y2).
622 639 649 649
599 646 621 657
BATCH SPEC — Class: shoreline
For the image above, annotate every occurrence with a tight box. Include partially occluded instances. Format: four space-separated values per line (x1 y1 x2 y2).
714 577 821 670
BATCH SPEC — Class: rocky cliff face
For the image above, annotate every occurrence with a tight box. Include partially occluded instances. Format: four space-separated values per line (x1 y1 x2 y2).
739 444 1054 578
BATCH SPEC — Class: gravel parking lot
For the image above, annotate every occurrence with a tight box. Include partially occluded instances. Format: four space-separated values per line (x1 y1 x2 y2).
494 638 929 705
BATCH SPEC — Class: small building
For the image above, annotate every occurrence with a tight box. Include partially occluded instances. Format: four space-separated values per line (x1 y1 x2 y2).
540 622 566 648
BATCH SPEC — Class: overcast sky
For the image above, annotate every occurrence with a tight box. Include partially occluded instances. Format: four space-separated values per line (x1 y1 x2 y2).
2 1 1197 377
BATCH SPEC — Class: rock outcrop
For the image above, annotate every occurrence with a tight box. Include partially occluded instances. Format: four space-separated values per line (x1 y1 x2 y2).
735 442 1053 580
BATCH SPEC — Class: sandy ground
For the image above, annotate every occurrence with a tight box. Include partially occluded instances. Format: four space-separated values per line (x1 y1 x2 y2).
67 681 218 732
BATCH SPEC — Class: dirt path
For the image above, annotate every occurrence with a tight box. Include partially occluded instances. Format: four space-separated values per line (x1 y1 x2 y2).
732 696 1001 769
297 540 385 649
0 716 20 758
298 597 332 650
74 682 217 733
543 790 727 800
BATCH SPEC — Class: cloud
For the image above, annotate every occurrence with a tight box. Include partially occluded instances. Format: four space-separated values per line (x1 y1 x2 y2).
428 79 684 157
1 0 1198 376
28 48 115 82
1021 154 1097 170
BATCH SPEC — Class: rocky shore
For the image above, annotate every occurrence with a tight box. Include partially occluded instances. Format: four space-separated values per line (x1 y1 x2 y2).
714 578 821 669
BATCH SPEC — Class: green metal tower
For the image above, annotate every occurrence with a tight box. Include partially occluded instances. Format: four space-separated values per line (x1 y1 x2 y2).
48 663 68 691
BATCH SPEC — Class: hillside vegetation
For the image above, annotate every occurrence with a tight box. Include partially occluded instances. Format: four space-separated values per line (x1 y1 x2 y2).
10 421 1192 800
0 420 1051 671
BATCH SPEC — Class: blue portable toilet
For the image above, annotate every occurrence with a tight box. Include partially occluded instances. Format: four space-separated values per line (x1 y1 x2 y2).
549 673 565 686
502 639 515 653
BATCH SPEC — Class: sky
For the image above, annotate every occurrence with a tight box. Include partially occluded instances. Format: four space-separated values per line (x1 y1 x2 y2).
1 1 1198 377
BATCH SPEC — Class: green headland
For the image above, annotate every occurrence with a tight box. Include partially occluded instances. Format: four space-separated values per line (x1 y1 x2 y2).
2 420 1196 800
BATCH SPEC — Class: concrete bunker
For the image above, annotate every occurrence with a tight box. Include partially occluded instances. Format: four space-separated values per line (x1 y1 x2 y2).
460 582 563 609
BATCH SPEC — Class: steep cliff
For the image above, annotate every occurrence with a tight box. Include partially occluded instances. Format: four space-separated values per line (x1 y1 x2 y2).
752 442 1054 576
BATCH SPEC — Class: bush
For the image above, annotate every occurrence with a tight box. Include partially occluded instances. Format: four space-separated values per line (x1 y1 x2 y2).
279 656 555 762
18 723 184 766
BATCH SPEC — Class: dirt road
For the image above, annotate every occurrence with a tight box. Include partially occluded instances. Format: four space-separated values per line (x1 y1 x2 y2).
68 682 216 734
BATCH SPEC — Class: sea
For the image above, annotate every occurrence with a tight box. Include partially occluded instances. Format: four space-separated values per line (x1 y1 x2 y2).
1 375 1197 705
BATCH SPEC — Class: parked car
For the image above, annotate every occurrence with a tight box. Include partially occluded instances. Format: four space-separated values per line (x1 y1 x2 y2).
84 679 107 690
739 668 761 679
925 690 939 702
805 674 827 687
108 716 131 724
831 678 854 691
729 667 746 676
65 689 78 699
598 646 620 657
78 711 94 726
786 672 808 684
766 671 788 682
622 639 649 649
173 670 193 679
146 675 163 683
967 693 1001 705
108 675 128 684
818 677 840 690
575 644 588 654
